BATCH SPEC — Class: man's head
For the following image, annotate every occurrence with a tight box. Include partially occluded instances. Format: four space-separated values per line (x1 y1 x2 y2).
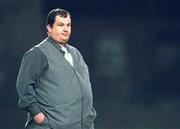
46 8 71 45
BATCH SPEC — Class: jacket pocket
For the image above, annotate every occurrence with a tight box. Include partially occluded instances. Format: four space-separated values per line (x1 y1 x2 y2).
83 108 97 128
40 115 49 126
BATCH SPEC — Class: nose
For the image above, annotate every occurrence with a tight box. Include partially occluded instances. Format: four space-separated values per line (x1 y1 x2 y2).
63 25 69 32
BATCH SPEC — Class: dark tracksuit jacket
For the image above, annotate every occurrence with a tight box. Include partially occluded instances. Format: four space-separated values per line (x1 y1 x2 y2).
16 37 96 129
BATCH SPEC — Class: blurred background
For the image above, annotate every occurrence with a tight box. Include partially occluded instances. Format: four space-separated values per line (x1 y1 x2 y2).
0 0 180 129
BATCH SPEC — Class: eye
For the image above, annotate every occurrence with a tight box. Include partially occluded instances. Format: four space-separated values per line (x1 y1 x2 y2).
58 23 64 26
67 23 71 27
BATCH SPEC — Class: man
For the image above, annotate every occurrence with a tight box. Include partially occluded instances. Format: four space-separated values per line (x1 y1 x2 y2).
16 8 96 129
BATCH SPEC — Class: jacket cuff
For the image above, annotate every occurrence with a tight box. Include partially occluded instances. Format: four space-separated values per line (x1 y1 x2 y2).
28 103 41 116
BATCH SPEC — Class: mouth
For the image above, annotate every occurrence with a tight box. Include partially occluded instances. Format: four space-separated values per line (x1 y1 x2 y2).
62 33 69 37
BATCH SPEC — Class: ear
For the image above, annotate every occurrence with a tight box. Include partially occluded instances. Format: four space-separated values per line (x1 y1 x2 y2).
46 25 52 33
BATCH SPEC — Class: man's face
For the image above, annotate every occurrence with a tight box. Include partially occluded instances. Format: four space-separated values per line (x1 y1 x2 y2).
47 15 71 44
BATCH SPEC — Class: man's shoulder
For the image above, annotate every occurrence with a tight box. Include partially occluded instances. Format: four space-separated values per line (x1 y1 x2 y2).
67 43 75 49
67 44 80 53
67 44 85 60
24 38 48 58
24 47 43 58
34 38 49 49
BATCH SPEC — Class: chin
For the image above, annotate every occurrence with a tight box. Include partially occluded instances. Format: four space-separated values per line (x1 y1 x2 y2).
63 38 69 42
58 40 68 43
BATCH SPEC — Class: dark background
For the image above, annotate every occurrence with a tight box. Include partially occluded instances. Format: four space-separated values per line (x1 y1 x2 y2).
0 0 180 129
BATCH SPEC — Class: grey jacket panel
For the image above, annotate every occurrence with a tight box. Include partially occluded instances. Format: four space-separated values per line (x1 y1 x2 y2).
26 38 96 129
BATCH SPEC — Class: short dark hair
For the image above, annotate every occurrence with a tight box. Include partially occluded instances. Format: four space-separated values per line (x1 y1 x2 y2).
46 8 70 27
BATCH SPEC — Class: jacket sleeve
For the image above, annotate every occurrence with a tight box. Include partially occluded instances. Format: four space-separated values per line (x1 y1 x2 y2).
16 47 48 116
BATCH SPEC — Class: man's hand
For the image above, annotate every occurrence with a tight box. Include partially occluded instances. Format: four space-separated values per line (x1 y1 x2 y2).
33 112 45 124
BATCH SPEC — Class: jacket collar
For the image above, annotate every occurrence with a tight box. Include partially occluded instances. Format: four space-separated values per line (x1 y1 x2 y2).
46 37 70 53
